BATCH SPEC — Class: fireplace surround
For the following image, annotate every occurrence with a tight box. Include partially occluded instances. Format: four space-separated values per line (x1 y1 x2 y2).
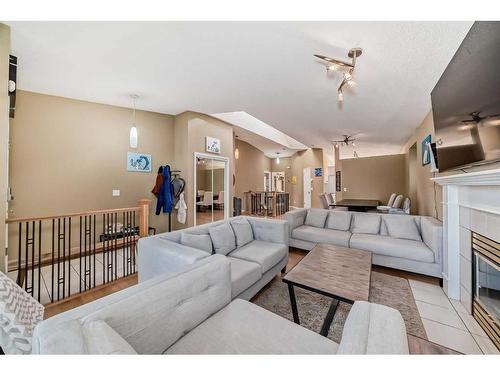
433 167 500 350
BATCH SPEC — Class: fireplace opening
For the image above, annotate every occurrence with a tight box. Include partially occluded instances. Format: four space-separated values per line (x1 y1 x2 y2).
472 232 500 350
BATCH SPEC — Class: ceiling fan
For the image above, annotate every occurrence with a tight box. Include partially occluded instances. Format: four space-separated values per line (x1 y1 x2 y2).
459 111 500 128
331 135 358 148
314 47 363 102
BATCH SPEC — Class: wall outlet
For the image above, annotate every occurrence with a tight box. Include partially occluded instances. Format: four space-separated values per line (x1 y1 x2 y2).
112 189 120 197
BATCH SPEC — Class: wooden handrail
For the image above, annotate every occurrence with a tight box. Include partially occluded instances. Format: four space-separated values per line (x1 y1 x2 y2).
5 206 142 224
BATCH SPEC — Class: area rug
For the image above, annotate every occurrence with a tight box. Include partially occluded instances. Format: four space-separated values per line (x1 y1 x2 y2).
251 271 427 343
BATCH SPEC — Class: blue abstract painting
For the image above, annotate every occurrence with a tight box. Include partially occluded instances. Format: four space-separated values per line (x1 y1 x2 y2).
421 134 432 166
127 152 152 172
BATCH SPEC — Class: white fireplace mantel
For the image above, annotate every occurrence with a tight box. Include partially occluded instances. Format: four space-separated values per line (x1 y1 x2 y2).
432 167 500 186
431 167 500 302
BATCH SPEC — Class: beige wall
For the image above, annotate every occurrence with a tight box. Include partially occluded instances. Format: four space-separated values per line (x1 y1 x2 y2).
8 91 175 257
402 111 442 219
341 154 407 204
272 148 324 209
234 139 271 210
174 112 234 229
0 24 10 272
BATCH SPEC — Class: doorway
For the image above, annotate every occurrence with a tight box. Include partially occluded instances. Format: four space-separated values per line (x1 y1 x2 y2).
303 167 312 208
194 153 230 226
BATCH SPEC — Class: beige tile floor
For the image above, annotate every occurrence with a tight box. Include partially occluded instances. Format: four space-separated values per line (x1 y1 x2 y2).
409 279 498 354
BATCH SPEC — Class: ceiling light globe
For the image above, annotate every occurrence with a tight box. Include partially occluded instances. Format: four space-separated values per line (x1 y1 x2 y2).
337 92 344 102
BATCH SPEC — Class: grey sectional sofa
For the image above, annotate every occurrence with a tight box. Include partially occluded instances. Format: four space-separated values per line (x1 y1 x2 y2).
32 255 409 354
286 208 443 279
138 216 289 301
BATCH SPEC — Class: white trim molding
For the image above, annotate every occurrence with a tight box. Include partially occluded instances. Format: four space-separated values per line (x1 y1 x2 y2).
432 167 500 186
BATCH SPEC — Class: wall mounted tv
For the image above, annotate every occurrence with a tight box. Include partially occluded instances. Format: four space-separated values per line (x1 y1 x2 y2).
431 21 500 172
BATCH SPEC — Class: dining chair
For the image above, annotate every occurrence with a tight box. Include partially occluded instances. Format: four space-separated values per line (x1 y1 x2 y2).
213 190 225 210
196 191 213 211
376 193 397 211
319 194 330 209
391 194 404 209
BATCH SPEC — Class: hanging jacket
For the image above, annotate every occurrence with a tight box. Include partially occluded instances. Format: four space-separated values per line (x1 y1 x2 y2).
155 165 174 215
175 192 187 224
151 170 163 197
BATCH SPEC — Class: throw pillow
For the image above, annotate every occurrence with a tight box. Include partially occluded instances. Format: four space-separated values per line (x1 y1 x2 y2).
180 232 213 254
208 222 237 255
304 209 329 228
326 211 352 231
351 213 381 234
383 216 422 241
0 271 44 354
230 218 254 247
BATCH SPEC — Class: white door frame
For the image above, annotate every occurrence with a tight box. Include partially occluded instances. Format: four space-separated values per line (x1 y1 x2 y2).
193 152 230 226
303 167 312 208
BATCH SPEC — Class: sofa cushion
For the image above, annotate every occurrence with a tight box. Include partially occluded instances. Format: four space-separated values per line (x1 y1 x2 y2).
180 232 213 254
383 216 422 242
82 320 137 354
351 213 381 234
208 222 237 255
230 218 254 247
326 211 352 231
304 209 329 228
291 225 351 247
166 299 338 354
229 258 262 299
350 234 435 263
228 240 287 273
337 301 408 354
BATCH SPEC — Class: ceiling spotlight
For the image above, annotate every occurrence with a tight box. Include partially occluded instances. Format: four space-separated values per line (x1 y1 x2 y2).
337 90 344 102
346 80 357 88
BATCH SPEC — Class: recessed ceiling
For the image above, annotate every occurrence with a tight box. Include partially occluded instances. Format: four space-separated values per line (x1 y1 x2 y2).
211 111 308 158
8 21 473 158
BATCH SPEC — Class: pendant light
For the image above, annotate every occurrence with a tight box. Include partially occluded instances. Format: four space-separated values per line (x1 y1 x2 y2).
129 94 139 149
276 152 280 165
234 148 240 159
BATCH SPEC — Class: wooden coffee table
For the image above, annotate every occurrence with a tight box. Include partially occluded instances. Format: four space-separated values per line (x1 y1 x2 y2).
282 243 372 336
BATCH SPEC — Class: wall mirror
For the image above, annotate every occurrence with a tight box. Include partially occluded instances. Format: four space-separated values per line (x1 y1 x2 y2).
194 153 229 226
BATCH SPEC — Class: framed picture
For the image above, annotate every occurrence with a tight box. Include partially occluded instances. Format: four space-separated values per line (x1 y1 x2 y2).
422 134 432 166
314 167 323 177
127 152 152 172
206 136 221 154
335 171 341 192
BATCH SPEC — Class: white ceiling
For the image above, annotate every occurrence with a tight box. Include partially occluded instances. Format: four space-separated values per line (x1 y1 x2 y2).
8 21 473 158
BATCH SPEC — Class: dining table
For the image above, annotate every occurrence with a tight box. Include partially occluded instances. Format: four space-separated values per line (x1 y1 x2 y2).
329 198 380 212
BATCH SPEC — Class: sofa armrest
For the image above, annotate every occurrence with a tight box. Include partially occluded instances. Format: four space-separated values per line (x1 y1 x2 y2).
284 208 308 236
246 217 289 246
138 236 210 283
420 217 443 264
337 301 409 354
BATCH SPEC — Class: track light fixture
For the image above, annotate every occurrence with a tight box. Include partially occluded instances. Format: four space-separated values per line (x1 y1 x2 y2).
331 135 357 148
315 48 362 103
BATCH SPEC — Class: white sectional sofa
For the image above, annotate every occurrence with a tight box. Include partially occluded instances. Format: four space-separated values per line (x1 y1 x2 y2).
138 216 289 300
286 208 443 279
32 255 409 354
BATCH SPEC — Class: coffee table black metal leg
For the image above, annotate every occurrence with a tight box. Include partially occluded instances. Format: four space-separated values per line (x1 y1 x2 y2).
287 283 300 325
320 299 339 337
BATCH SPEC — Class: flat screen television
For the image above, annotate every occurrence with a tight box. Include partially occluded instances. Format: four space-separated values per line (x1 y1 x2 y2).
431 21 500 172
